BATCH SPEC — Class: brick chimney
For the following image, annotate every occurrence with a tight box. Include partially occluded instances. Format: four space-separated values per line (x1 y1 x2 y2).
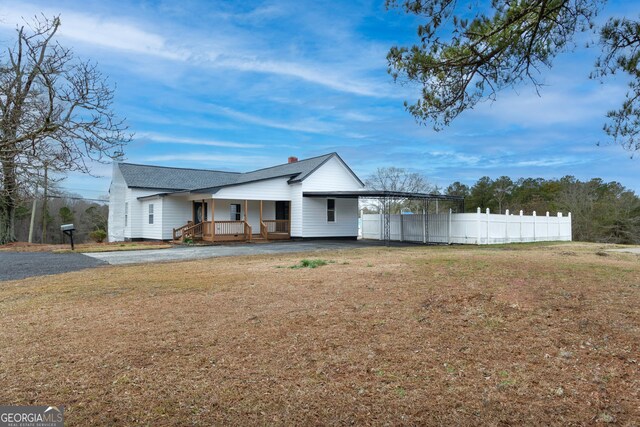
288 156 298 163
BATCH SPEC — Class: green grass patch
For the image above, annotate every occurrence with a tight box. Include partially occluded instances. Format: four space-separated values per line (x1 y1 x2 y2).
290 259 330 269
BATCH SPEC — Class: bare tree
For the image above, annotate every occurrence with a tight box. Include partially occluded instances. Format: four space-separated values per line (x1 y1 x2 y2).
0 15 131 244
493 176 514 214
365 166 434 213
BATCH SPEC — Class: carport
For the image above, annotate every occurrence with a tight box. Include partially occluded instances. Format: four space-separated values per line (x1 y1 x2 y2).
303 191 465 245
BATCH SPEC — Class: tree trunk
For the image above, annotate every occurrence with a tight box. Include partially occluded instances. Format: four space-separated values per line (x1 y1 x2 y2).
0 159 17 244
41 165 48 243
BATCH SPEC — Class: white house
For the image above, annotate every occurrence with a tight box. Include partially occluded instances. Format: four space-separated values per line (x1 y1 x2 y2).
108 153 365 242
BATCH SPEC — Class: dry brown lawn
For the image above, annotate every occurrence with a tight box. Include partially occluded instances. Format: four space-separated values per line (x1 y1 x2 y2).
0 242 638 426
0 241 172 253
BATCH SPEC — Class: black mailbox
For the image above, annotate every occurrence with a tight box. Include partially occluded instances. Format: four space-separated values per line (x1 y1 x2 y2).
60 224 76 250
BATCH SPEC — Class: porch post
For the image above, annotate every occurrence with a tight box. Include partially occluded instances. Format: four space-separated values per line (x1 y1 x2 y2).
244 199 250 241
288 200 292 236
202 199 207 239
211 198 215 242
259 200 263 239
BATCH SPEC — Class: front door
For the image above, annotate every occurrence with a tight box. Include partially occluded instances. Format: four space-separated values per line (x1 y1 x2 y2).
275 201 290 233
193 201 207 224
275 201 289 220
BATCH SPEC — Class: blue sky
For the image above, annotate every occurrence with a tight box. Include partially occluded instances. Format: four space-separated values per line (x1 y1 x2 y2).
1 0 639 200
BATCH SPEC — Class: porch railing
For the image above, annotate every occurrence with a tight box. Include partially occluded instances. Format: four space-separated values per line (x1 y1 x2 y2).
214 220 245 236
244 222 252 242
178 221 204 241
174 219 288 242
263 219 290 234
260 221 268 239
173 221 193 240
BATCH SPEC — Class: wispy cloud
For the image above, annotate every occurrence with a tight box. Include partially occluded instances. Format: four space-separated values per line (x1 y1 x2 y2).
214 56 383 97
139 132 263 148
206 104 339 134
470 80 626 127
144 153 272 165
509 157 588 168
0 3 187 60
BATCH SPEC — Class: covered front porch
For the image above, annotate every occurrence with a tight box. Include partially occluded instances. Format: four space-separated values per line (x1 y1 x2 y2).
172 198 290 243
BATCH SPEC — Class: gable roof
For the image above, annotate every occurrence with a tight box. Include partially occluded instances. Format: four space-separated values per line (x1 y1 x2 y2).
116 152 363 192
117 163 239 191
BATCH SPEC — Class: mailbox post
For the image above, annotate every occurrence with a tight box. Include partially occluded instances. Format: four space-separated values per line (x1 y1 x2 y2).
61 224 76 250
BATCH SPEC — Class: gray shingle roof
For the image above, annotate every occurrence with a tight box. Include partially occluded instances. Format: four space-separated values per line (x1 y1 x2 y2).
117 153 358 192
117 163 239 191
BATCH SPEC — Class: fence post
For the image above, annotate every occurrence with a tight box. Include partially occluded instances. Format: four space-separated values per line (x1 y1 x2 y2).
379 211 383 241
400 213 404 242
568 212 572 241
546 211 550 241
533 211 537 241
486 208 491 245
557 212 562 241
519 210 523 242
448 208 452 245
476 207 482 245
505 209 510 243
422 209 426 244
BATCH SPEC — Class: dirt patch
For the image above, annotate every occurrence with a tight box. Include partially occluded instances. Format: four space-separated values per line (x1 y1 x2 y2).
0 243 638 425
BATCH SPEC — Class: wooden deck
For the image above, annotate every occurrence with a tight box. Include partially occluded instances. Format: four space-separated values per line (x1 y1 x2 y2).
173 220 290 243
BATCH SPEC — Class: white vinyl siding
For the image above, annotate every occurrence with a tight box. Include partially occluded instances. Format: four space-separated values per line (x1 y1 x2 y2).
107 163 127 242
301 197 358 238
299 155 363 238
108 170 165 241
213 177 292 201
162 196 192 240
302 156 363 191
289 183 303 237
125 189 166 240
140 199 162 239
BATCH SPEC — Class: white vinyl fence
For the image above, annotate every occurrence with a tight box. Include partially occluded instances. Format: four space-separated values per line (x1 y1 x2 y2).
361 208 572 244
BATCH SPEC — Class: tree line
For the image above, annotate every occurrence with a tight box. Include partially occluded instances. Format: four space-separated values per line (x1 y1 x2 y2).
12 193 108 244
446 176 640 244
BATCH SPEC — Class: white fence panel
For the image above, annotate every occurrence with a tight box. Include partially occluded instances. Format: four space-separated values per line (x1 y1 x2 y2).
362 214 382 240
361 209 572 244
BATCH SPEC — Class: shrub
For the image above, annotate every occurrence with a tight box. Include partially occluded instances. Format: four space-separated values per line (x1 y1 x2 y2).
89 229 107 243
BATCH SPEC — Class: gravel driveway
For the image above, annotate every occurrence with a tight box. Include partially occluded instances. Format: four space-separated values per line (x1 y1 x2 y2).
0 240 397 280
0 252 107 281
83 240 386 265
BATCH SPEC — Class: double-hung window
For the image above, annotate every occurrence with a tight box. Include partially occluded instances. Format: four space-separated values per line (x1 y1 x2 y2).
148 204 154 224
230 204 241 220
327 199 336 222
